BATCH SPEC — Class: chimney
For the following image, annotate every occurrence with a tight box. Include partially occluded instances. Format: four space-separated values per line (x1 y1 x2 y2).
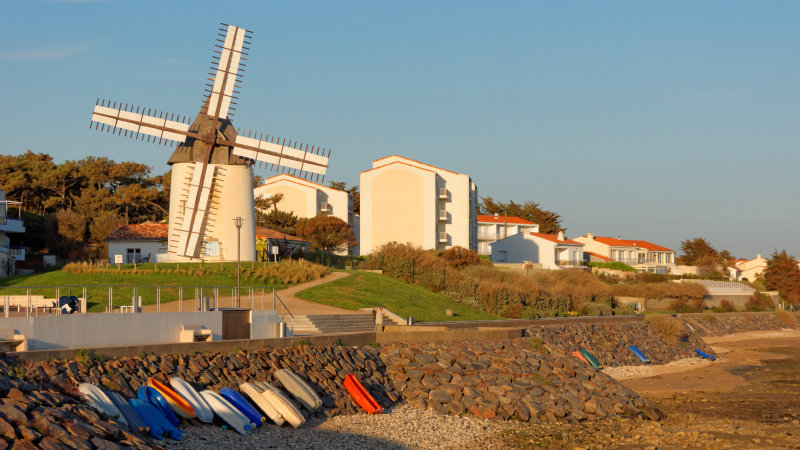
587 232 594 241
557 230 564 241
756 254 761 259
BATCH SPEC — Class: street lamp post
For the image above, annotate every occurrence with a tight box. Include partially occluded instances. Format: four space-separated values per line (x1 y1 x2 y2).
234 217 243 308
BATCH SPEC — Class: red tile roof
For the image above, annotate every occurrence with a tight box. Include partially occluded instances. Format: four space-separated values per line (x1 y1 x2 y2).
585 251 613 261
477 214 536 225
529 232 583 246
106 222 168 241
586 236 673 252
255 227 309 243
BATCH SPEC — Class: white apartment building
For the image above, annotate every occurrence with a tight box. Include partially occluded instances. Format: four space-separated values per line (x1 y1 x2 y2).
573 233 675 274
359 155 478 255
0 190 25 276
477 214 539 255
489 231 585 269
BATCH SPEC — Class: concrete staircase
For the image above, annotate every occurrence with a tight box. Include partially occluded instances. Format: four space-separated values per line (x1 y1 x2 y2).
288 313 375 336
359 307 408 326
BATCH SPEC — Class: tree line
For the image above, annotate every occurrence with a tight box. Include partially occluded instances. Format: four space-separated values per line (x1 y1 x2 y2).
0 151 169 259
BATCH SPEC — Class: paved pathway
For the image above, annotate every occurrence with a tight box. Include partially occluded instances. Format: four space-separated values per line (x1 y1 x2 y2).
139 271 356 315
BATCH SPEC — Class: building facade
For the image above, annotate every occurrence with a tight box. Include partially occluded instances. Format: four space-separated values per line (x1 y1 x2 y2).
573 233 675 274
489 231 585 270
359 155 478 255
254 174 353 226
477 214 539 255
728 254 768 282
0 190 25 276
106 222 169 264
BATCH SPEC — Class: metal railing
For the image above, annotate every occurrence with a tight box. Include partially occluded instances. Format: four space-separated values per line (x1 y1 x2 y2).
0 284 288 318
272 291 294 335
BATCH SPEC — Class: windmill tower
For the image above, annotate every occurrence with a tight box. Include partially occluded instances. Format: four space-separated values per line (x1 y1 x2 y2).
88 24 331 262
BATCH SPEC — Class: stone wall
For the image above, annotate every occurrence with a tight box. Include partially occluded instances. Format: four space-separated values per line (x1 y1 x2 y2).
682 313 793 337
380 339 664 424
525 321 713 367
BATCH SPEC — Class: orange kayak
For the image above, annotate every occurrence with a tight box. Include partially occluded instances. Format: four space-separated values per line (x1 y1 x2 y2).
572 350 589 364
344 374 382 414
147 377 196 419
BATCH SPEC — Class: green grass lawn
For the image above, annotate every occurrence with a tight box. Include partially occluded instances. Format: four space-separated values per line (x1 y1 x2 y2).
0 262 287 312
294 271 498 322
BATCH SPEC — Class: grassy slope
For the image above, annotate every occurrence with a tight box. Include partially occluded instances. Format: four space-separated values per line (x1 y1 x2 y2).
295 271 498 322
0 262 288 312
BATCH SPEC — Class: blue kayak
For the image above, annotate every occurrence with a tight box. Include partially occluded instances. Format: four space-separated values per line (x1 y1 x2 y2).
129 399 165 439
694 349 717 361
220 387 265 427
138 386 180 427
628 345 650 364
105 390 148 434
131 399 183 441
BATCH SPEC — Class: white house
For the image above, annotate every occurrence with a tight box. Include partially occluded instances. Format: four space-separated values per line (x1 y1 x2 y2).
106 222 169 263
573 233 675 274
255 227 310 261
359 155 478 255
477 214 539 256
490 231 585 270
728 255 768 282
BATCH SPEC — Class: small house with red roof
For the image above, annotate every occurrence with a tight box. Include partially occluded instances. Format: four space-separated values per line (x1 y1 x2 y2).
106 221 169 264
255 227 310 261
489 231 585 269
573 233 675 274
477 214 539 255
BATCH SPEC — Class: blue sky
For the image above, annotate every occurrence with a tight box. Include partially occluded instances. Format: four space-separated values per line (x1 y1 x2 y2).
2 1 799 258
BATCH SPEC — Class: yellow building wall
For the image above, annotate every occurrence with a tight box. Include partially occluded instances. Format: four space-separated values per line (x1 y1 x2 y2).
370 169 425 250
256 184 309 217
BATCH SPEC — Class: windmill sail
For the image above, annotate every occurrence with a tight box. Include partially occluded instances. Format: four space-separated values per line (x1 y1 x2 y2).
206 25 251 120
91 101 191 144
176 163 217 258
232 134 329 179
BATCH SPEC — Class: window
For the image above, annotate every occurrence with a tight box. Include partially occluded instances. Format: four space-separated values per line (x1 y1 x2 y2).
610 250 616 259
496 250 507 262
204 241 220 257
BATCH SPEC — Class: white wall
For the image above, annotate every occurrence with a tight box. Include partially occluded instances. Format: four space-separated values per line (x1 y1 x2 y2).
107 241 166 264
1 311 225 350
249 310 284 339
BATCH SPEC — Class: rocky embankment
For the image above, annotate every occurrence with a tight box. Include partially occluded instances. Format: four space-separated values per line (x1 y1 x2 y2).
526 320 713 367
380 339 664 424
0 312 796 448
682 312 792 336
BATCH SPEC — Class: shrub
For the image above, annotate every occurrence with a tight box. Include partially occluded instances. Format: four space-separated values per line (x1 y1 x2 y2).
745 293 775 312
588 261 637 272
775 310 799 327
441 246 480 268
578 302 613 316
718 299 735 312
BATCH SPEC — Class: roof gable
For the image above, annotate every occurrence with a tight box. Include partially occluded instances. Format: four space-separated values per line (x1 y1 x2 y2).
477 214 536 225
529 232 583 246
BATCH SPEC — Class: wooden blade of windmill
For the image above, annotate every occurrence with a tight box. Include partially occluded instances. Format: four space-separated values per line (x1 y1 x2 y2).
227 133 330 180
175 161 216 258
90 100 193 144
205 24 251 121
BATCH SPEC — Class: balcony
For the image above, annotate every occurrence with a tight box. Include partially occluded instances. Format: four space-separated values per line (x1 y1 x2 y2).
438 188 448 199
478 232 500 241
438 210 447 221
319 202 330 213
438 232 448 243
0 216 24 233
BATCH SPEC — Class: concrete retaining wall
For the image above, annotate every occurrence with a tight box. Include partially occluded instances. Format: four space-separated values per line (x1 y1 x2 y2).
2 311 230 351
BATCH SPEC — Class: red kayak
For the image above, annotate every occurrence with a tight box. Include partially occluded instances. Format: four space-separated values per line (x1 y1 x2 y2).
344 374 383 414
572 350 589 364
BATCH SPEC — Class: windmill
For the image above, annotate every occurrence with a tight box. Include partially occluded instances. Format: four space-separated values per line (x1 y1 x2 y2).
89 24 331 262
